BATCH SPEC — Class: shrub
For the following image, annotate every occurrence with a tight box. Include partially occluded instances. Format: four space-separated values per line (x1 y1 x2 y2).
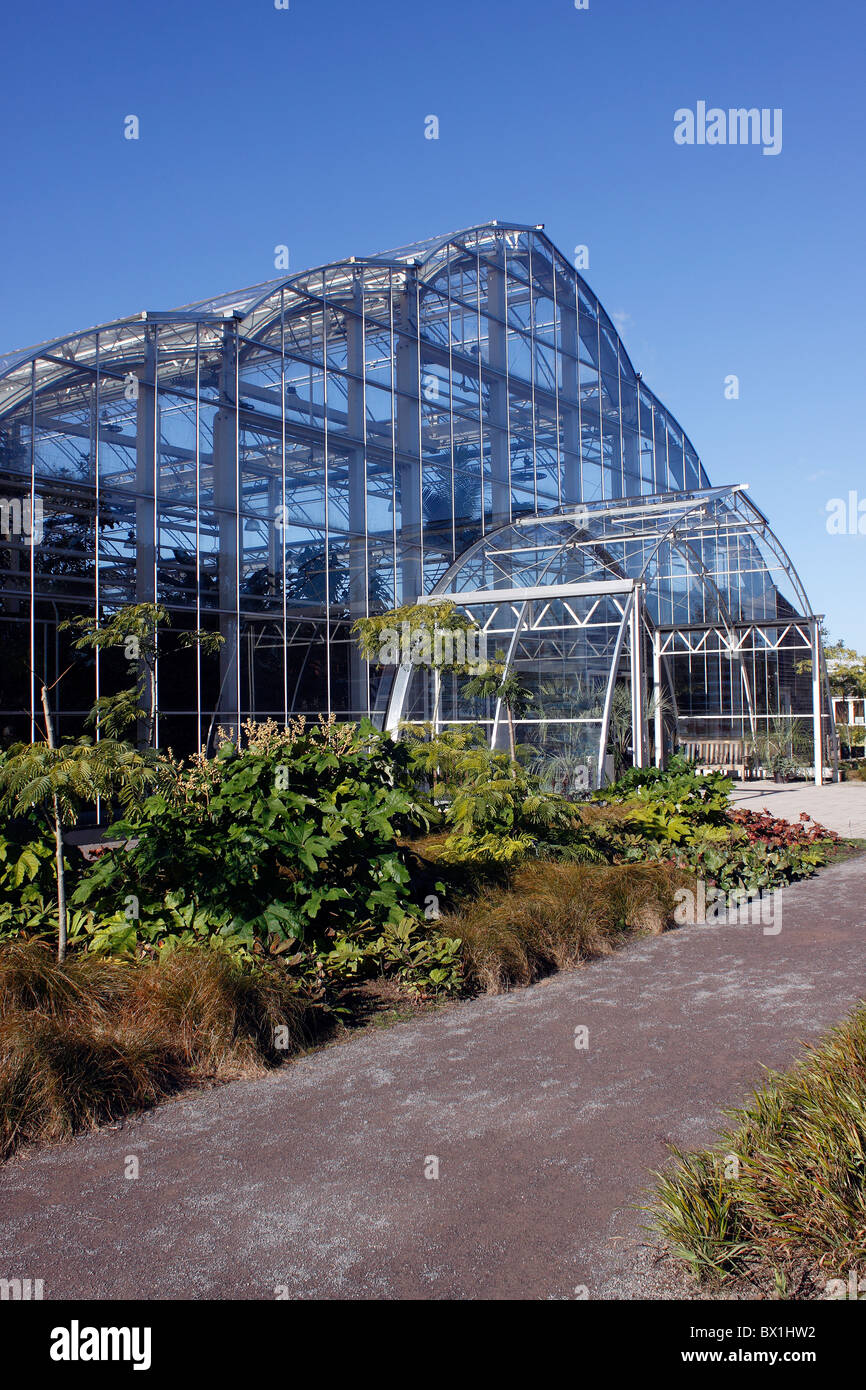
687 834 836 900
652 1003 866 1287
132 949 320 1073
71 717 427 958
600 786 842 898
0 1012 186 1161
594 761 733 846
0 939 134 1022
728 808 840 850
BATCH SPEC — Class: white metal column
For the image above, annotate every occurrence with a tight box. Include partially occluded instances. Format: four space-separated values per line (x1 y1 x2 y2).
811 617 824 787
653 628 663 768
491 600 528 751
630 584 646 768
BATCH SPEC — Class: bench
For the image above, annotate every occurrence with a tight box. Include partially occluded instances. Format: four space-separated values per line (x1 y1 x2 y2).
679 739 753 779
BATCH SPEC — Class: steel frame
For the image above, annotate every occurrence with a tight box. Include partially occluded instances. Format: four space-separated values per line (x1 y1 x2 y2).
384 489 836 786
0 225 830 775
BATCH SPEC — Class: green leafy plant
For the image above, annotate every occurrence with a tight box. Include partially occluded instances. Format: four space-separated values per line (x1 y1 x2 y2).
72 718 428 961
0 725 165 961
0 832 56 939
594 759 733 846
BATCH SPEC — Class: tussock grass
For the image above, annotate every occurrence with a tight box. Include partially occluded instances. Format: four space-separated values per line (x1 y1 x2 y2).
135 949 315 1074
0 941 324 1161
0 858 693 1160
0 942 135 1022
438 861 689 994
0 1012 187 1160
652 1004 866 1286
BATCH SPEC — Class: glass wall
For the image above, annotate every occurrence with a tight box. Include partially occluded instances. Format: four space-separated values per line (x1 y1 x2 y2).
388 494 833 779
1 221 825 760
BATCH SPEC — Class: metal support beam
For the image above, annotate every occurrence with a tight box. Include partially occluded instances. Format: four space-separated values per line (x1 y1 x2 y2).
213 322 241 737
395 279 422 605
653 627 663 768
491 600 529 752
596 590 635 790
134 331 157 607
486 251 511 528
811 617 825 787
346 282 368 718
630 584 646 768
417 578 635 606
134 330 158 745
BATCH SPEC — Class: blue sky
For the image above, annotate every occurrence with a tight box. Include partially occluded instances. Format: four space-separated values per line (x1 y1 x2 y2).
2 0 864 644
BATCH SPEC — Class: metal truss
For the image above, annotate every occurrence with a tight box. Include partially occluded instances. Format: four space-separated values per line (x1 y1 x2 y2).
385 488 837 786
0 225 829 774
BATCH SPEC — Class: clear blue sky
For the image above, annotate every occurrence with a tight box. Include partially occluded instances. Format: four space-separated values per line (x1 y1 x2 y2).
2 0 864 646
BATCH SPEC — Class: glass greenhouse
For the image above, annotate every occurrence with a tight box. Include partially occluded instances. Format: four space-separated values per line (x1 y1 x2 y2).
0 221 836 781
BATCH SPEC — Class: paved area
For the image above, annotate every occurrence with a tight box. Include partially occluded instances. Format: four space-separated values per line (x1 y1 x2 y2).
2 855 865 1301
730 779 866 838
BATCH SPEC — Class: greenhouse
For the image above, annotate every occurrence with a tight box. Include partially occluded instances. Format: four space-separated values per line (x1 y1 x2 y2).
0 220 836 781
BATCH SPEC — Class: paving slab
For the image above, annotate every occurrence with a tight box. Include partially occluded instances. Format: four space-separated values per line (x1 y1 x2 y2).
730 780 866 838
2 856 865 1301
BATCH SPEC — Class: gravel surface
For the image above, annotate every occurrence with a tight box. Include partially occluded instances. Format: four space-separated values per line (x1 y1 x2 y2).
2 856 865 1301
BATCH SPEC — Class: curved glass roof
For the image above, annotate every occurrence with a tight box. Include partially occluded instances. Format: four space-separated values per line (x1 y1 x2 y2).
0 219 708 493
426 485 813 625
0 220 832 767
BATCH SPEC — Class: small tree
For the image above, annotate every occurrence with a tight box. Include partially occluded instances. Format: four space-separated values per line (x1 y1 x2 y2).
62 603 224 748
353 601 482 733
825 644 866 700
0 708 164 961
797 635 866 699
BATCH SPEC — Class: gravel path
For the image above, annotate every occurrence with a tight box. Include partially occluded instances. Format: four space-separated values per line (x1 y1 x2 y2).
2 856 865 1301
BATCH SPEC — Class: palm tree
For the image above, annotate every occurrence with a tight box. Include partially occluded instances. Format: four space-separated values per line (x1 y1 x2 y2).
607 684 634 780
529 736 596 797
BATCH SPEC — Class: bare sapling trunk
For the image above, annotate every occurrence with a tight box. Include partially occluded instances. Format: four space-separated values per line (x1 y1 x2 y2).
52 796 67 964
146 659 157 749
40 683 67 963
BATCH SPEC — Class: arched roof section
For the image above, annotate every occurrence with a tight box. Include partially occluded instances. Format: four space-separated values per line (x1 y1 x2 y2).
420 484 816 626
0 221 711 499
